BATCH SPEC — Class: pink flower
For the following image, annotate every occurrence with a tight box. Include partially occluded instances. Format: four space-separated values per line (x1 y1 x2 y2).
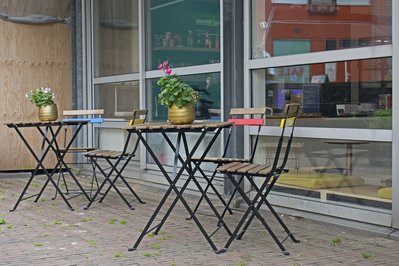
165 67 172 75
162 61 169 68
158 60 169 70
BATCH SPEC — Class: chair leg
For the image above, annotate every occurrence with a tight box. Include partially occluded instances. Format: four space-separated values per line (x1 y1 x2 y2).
84 158 132 210
98 158 144 204
237 176 299 243
189 164 233 219
52 171 62 200
217 174 245 225
52 169 69 200
106 165 146 204
89 158 101 199
220 173 290 255
85 157 141 210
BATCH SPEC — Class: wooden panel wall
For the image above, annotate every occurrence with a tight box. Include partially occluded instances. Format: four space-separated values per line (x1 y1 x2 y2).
0 20 72 170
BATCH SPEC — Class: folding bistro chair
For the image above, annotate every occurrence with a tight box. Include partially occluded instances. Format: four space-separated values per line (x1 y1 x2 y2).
83 109 148 210
53 109 104 200
190 107 272 218
216 103 300 255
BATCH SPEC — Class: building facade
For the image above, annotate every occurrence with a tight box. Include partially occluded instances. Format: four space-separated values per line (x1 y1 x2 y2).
77 0 398 230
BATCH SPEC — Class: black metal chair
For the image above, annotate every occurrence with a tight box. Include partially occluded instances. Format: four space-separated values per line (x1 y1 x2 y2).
53 109 104 200
190 107 272 218
83 109 148 210
216 103 300 255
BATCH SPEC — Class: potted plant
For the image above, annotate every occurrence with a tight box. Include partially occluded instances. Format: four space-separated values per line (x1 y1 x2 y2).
26 87 58 121
157 61 199 124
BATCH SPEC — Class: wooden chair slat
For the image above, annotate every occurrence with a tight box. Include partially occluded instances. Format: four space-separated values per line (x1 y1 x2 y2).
191 156 249 163
229 107 268 115
216 162 242 172
60 147 96 153
225 162 252 173
63 109 104 116
84 150 124 159
257 165 273 175
233 163 269 174
247 164 271 175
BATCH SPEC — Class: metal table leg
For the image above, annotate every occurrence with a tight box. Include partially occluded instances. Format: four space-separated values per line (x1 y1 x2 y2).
129 128 230 254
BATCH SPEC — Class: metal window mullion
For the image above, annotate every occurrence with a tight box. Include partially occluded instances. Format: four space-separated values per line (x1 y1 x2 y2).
243 0 251 160
252 126 392 142
248 45 392 70
93 73 141 85
139 0 147 169
391 0 399 229
144 63 221 79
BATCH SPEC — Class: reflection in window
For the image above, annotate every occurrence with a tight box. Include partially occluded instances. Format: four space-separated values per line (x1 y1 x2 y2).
252 58 392 129
252 0 391 59
146 0 220 70
94 81 140 119
147 73 221 122
254 136 392 211
93 0 139 77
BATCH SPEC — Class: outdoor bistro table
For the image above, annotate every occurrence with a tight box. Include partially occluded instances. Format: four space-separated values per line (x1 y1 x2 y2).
6 120 91 211
323 140 369 176
126 121 233 254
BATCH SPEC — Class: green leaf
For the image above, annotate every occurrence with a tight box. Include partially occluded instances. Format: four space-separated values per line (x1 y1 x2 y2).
87 240 96 246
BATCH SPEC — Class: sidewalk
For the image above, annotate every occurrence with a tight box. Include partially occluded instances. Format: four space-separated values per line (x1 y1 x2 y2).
1 176 398 265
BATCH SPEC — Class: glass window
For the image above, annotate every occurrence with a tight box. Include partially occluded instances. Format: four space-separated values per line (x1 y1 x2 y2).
251 0 391 59
145 0 221 70
252 58 392 129
93 0 139 77
254 136 392 211
146 72 221 122
94 81 140 119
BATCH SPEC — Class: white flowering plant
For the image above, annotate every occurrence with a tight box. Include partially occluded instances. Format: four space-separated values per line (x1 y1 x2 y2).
26 87 55 107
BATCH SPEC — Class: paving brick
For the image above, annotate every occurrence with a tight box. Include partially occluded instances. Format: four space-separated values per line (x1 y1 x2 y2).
1 176 398 265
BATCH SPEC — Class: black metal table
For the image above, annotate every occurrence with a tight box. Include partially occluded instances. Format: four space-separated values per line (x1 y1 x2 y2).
6 120 91 211
126 121 233 253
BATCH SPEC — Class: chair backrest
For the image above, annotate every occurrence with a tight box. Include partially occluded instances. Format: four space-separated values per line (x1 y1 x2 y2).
62 109 105 149
125 109 148 154
223 107 272 162
63 109 105 124
208 108 221 121
270 103 300 174
129 109 148 126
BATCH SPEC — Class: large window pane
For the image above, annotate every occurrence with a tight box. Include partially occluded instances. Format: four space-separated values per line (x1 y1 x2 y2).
146 0 221 70
93 0 139 77
254 136 392 211
94 81 140 119
251 0 392 59
146 72 221 122
252 58 392 129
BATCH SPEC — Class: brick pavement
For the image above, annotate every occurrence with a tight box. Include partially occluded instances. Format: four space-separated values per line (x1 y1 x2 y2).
1 176 399 266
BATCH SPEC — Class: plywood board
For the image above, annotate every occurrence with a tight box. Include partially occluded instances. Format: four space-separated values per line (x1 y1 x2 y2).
0 21 72 170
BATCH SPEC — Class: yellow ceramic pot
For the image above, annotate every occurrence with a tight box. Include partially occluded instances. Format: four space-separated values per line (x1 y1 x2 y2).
38 104 58 121
168 103 195 125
